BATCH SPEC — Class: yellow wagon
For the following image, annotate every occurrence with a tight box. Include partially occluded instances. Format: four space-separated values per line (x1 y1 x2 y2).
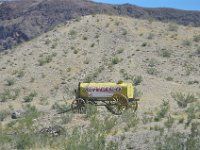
72 81 139 114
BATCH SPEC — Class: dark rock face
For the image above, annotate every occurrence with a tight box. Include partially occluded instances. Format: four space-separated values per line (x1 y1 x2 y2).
0 0 200 51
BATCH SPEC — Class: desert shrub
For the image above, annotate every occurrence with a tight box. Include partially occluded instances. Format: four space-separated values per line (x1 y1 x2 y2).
166 76 173 81
115 21 120 26
83 66 104 83
188 80 199 85
52 102 70 114
68 30 76 36
45 39 51 45
106 141 119 150
51 43 57 49
17 70 25 78
64 116 117 150
142 112 154 124
156 122 200 150
73 49 79 54
39 96 48 105
182 39 191 46
90 43 95 47
148 58 157 67
83 58 90 64
122 29 127 35
15 133 33 149
160 49 171 57
23 91 37 102
147 67 158 75
147 33 154 39
185 103 200 126
133 75 143 86
111 56 120 65
5 78 15 86
164 115 175 129
172 92 197 108
82 36 88 40
154 99 169 121
196 47 200 55
117 48 124 54
0 89 20 102
141 42 147 47
122 110 139 131
167 23 178 31
85 103 97 118
193 34 200 42
38 54 53 66
0 110 9 121
61 113 73 124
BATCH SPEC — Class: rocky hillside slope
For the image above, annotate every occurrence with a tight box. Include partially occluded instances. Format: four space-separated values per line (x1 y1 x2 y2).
0 15 200 149
1 0 200 51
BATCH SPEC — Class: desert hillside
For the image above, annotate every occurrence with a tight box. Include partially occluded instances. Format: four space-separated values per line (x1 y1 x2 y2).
0 15 200 149
1 0 200 51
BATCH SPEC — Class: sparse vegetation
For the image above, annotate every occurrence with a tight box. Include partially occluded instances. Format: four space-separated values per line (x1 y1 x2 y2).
172 92 197 108
196 47 200 55
0 89 20 102
5 78 15 86
154 99 169 121
167 23 178 31
147 67 158 75
38 53 56 66
160 49 171 57
52 102 70 114
147 33 154 39
182 39 191 46
193 34 200 42
69 30 76 36
23 91 37 102
166 76 173 81
111 56 120 65
133 75 143 86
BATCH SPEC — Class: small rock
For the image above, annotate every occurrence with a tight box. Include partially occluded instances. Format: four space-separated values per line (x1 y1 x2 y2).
11 110 22 119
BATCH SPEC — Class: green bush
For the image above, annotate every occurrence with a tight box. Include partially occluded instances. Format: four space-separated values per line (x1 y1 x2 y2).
196 47 200 55
172 92 197 108
167 23 178 31
38 54 53 66
165 76 173 81
133 75 143 86
0 89 20 102
164 115 175 129
148 58 157 67
111 56 120 65
52 102 70 114
147 33 154 39
147 67 158 75
141 42 147 47
0 110 9 121
156 122 200 150
161 49 171 58
5 78 15 86
182 39 191 46
154 99 169 121
185 103 200 126
85 103 97 118
17 70 25 78
68 30 76 36
193 34 200 42
23 91 37 102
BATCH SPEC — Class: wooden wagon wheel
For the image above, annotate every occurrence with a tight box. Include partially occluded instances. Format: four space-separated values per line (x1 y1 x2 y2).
107 93 129 115
71 98 86 113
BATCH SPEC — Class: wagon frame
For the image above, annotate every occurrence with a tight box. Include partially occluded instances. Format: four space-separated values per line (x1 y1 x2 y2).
71 82 139 115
